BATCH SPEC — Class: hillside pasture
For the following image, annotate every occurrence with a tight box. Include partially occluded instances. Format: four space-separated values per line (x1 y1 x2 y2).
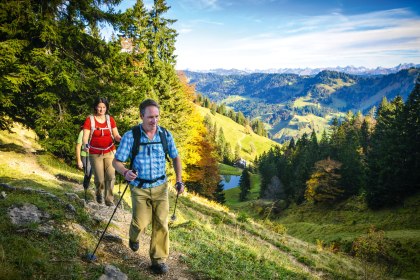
196 105 278 161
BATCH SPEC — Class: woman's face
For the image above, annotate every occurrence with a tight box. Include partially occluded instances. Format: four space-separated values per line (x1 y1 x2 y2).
96 103 107 116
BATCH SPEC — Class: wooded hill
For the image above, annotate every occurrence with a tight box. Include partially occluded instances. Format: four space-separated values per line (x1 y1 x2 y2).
195 105 278 162
184 68 419 142
0 0 224 200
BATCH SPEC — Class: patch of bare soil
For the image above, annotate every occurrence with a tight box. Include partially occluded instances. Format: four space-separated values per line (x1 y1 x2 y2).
1 127 57 181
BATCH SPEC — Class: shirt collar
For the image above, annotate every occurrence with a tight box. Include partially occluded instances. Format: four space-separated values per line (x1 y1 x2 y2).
139 124 162 139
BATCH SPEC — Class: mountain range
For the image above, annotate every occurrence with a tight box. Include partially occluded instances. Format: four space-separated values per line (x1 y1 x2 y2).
182 63 420 76
184 67 420 142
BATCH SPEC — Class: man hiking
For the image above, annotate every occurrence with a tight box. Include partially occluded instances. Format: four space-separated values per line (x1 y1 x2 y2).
112 98 184 275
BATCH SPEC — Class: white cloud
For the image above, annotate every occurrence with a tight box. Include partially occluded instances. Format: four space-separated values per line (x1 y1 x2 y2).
175 8 420 69
178 0 220 11
178 28 193 34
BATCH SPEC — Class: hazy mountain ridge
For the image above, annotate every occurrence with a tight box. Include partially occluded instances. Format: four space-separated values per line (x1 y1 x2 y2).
185 67 420 142
183 63 420 76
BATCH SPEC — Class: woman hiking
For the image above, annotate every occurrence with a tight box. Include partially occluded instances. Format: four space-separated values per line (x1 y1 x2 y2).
82 97 121 206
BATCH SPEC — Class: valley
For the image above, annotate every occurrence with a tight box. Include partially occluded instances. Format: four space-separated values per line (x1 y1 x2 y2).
185 68 420 142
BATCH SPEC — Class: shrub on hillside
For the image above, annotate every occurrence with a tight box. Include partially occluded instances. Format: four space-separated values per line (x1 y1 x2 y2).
263 220 287 235
237 212 249 223
352 226 392 263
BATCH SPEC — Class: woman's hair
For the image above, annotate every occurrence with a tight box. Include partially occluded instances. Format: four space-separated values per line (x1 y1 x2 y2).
93 97 109 114
139 99 160 117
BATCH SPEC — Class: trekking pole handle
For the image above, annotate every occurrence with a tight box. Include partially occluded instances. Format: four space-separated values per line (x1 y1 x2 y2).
123 169 137 182
175 181 185 194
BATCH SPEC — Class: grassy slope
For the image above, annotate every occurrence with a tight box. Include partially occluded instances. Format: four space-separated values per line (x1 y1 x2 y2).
0 124 385 280
196 105 279 162
224 171 420 279
276 195 420 279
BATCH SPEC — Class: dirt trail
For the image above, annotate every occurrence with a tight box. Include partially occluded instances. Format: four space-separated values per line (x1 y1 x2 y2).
6 129 195 279
3 128 57 181
84 199 193 279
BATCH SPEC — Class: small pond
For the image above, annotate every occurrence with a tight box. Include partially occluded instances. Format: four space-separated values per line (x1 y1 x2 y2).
220 175 241 190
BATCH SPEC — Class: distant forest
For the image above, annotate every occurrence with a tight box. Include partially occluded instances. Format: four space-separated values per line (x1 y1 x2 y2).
257 80 420 209
185 69 420 142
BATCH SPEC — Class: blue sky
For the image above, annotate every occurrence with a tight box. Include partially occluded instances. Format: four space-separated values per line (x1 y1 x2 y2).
113 0 420 70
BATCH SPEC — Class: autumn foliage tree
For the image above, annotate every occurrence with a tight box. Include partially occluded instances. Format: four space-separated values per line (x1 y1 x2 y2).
178 72 220 199
305 158 344 203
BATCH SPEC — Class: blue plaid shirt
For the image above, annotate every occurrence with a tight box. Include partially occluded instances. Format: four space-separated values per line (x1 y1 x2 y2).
115 125 178 188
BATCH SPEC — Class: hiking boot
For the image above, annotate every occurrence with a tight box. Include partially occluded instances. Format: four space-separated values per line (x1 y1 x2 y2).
105 201 114 207
96 195 103 204
129 240 139 252
151 263 169 274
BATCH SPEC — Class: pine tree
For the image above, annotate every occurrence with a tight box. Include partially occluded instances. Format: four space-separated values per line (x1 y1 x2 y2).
147 0 177 65
234 143 241 161
239 169 251 201
360 119 371 155
288 138 296 150
402 77 420 195
319 130 330 158
236 111 246 125
224 142 233 164
289 133 314 203
367 97 405 208
258 150 275 198
0 0 126 159
214 181 226 204
217 127 226 160
251 118 268 136
340 125 365 196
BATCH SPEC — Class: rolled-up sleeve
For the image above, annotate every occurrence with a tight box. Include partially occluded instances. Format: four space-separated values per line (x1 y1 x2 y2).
114 131 134 162
166 130 178 159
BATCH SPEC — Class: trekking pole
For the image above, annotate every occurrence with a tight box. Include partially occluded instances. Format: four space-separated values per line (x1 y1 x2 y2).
171 191 180 221
85 171 135 262
84 147 90 202
118 174 123 210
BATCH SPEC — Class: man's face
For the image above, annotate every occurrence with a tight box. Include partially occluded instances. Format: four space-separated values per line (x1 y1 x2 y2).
141 106 159 132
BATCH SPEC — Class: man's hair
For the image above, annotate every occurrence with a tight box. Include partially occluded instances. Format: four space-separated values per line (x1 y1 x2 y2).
139 99 160 116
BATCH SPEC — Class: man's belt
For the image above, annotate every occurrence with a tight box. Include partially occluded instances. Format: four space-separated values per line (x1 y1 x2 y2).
134 175 166 186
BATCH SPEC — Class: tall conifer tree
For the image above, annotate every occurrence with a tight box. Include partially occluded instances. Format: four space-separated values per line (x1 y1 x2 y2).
239 169 251 201
367 97 405 207
402 77 420 194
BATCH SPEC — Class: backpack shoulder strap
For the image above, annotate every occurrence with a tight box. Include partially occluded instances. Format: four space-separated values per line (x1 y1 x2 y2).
89 115 95 143
130 125 141 170
106 114 114 140
159 126 170 162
